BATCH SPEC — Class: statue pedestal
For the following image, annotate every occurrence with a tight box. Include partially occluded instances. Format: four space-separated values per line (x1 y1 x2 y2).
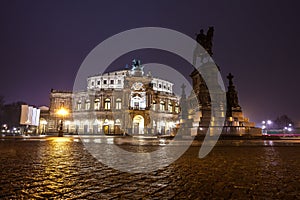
58 130 63 137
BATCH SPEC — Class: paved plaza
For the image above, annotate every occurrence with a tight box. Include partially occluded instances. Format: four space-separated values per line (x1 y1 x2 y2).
0 137 300 199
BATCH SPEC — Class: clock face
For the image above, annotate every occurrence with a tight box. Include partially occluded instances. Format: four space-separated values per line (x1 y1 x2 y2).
132 82 144 90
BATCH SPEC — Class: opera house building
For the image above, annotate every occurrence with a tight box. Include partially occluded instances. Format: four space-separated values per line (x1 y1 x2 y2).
42 60 181 135
39 27 260 137
38 57 260 137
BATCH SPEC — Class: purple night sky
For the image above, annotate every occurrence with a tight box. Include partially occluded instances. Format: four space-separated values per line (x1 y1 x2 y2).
0 1 299 125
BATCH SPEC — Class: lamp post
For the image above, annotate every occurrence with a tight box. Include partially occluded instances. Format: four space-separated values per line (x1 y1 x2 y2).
262 120 272 135
267 120 272 134
56 107 69 137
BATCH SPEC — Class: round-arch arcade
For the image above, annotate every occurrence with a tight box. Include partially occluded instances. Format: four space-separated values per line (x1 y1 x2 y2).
132 115 144 134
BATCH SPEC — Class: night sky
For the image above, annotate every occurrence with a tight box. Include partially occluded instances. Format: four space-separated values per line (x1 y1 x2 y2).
0 0 299 125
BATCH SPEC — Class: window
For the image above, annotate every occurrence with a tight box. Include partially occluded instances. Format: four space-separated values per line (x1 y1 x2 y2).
85 100 90 110
77 101 81 110
103 80 107 84
110 80 114 84
175 103 179 113
159 84 162 88
91 82 94 86
152 100 156 110
94 98 100 110
104 98 111 110
116 98 122 110
117 80 121 84
97 81 100 85
134 102 139 109
60 101 64 108
160 101 165 111
115 119 121 125
168 102 173 112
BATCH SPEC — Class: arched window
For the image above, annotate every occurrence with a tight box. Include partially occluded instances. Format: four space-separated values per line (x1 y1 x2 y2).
131 94 143 110
168 102 173 112
104 98 111 110
160 101 165 111
115 119 121 125
94 98 100 110
175 103 179 113
77 100 81 110
85 99 90 110
103 119 109 134
116 98 122 110
152 100 156 111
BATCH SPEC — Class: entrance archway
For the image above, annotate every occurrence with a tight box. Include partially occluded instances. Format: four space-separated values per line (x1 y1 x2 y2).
132 115 144 134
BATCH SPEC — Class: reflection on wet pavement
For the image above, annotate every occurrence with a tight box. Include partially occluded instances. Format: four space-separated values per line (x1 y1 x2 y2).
0 137 299 199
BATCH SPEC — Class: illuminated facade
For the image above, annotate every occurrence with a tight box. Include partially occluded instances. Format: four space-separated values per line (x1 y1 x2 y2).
42 27 261 137
45 60 180 135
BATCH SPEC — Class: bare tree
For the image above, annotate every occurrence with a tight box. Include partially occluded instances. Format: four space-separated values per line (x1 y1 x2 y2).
274 115 294 129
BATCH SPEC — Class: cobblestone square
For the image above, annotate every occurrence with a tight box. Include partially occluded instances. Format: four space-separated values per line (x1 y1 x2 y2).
0 137 300 199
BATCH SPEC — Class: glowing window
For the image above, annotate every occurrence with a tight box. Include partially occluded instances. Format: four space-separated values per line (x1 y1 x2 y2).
77 101 81 110
175 103 179 113
85 100 90 110
152 100 156 110
94 98 100 110
168 102 173 112
104 98 111 110
116 98 122 110
160 101 165 111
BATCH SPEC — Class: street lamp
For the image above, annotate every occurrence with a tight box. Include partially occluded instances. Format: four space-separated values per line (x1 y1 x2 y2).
262 121 266 134
56 107 69 137
262 120 272 135
267 120 272 126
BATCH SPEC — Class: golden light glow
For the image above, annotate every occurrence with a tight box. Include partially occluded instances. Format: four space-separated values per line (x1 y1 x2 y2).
40 119 48 125
56 107 69 117
47 137 72 143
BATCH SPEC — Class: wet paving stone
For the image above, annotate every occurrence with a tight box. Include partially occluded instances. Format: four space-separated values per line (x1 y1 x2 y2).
0 138 300 199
